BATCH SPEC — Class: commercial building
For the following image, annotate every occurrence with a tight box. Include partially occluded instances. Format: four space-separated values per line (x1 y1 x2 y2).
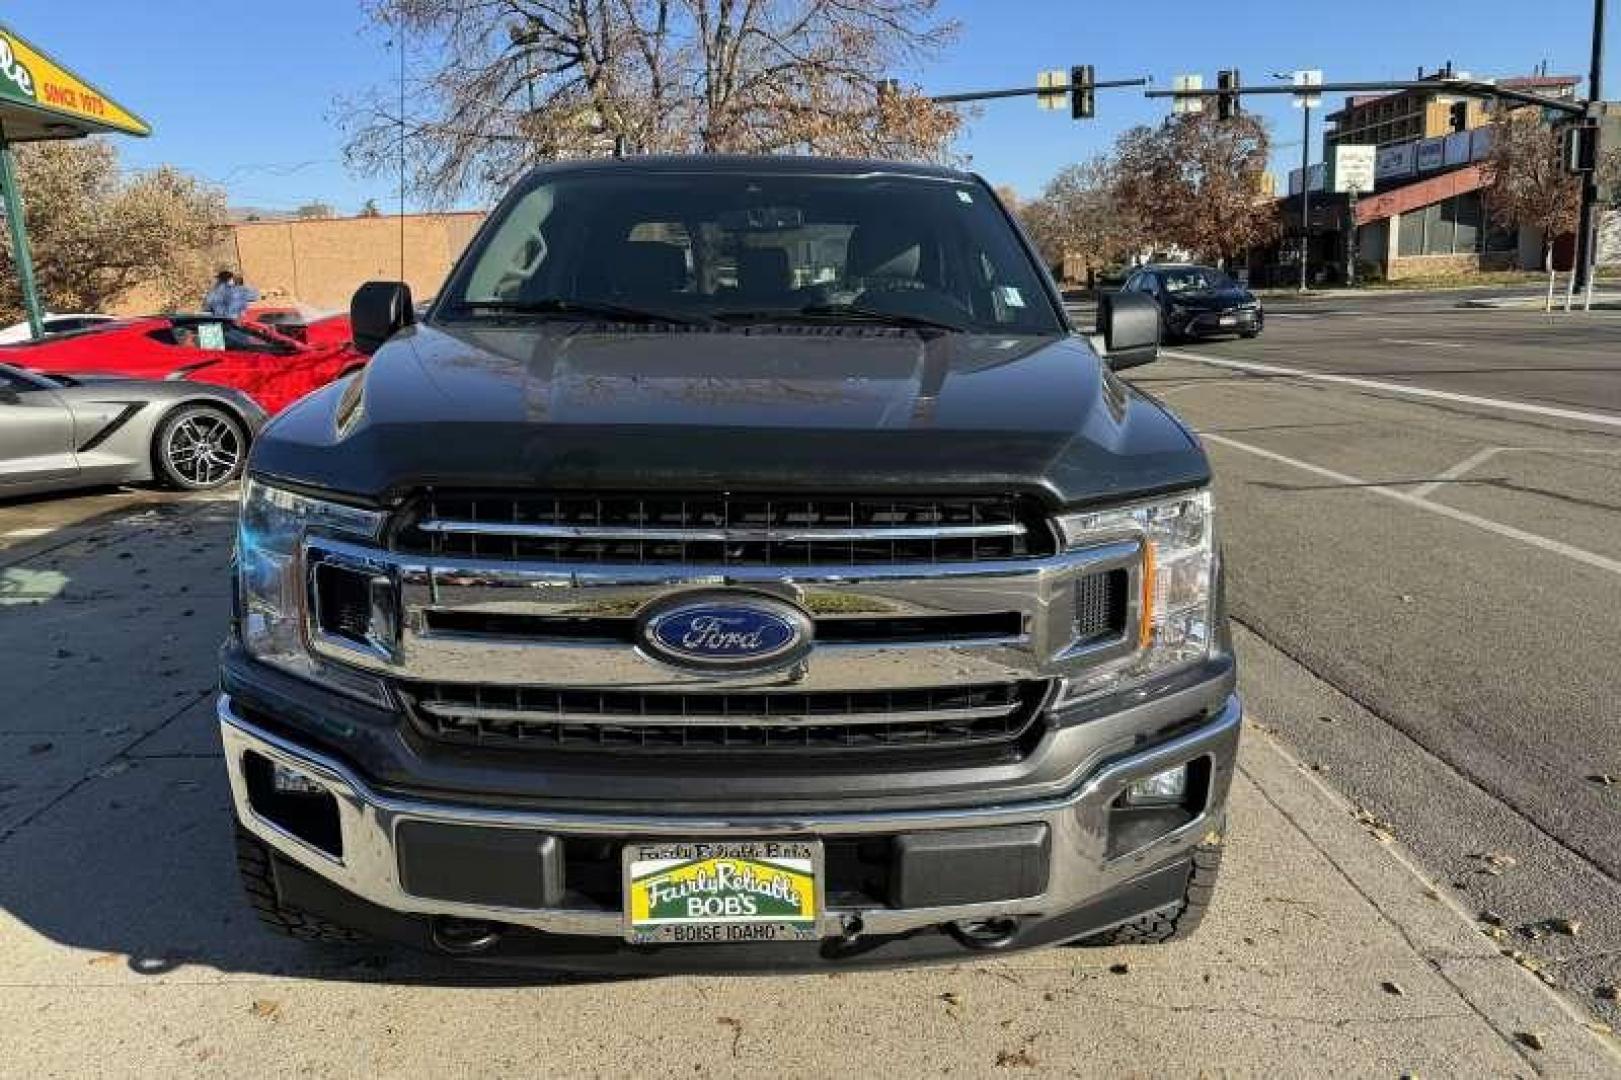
1274 67 1593 283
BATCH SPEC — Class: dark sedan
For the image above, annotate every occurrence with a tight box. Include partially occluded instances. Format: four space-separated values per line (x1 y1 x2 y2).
1120 264 1262 342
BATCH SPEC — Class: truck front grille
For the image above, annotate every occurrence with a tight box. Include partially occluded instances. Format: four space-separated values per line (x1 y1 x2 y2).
399 681 1051 755
395 491 1053 565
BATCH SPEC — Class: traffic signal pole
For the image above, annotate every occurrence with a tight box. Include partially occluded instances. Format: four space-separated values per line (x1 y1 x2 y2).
1573 0 1605 301
928 76 1148 105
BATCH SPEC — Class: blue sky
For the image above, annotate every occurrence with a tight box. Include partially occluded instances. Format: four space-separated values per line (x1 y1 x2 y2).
4 0 1613 213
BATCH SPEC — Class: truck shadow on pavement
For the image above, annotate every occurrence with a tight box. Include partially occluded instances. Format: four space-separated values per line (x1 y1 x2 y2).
0 495 625 988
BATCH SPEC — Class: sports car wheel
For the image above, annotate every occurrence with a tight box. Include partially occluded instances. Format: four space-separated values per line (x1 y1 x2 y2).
154 405 247 489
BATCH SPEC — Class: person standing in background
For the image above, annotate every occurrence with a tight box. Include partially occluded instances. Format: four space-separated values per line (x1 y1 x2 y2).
202 269 237 316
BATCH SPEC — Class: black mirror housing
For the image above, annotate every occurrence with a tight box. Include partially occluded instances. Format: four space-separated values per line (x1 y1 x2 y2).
1095 291 1160 372
351 281 416 356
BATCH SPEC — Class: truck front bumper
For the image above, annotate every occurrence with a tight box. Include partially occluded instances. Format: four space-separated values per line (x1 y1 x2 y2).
220 689 1241 970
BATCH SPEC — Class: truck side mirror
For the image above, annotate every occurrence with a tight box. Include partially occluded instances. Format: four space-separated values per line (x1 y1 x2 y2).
1094 291 1160 372
351 281 416 356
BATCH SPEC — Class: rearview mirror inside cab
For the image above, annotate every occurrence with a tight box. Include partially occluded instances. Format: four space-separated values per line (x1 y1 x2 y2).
351 281 416 356
1095 291 1160 372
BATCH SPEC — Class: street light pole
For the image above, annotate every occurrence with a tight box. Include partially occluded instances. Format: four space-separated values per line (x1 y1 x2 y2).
1300 102 1312 292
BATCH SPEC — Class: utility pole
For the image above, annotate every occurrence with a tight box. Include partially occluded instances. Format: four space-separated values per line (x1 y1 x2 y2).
1573 0 1606 302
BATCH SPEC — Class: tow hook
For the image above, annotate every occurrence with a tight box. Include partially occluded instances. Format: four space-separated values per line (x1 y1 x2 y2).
431 917 502 955
947 917 1023 951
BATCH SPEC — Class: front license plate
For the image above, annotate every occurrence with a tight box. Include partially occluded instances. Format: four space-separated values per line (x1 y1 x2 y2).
623 840 822 944
1219 315 1238 326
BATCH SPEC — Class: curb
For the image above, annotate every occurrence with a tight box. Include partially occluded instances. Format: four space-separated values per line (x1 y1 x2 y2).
1240 723 1621 1074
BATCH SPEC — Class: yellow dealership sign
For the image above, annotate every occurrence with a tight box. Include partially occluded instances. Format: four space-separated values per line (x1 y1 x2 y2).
0 23 150 140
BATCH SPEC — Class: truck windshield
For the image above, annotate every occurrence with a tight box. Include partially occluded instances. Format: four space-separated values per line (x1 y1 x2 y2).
438 169 1063 335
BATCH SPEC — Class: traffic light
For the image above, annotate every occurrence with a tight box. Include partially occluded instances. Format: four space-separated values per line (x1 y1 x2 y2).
1216 69 1241 121
1071 64 1095 120
1449 100 1468 133
1563 122 1599 174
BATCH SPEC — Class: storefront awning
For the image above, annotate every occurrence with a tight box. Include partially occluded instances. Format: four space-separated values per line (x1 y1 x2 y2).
0 23 150 141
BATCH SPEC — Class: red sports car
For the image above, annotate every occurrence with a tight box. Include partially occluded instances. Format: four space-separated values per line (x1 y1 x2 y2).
0 314 367 415
244 305 354 348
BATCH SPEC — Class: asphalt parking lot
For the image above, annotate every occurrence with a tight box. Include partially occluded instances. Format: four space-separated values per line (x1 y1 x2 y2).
3 288 1621 1075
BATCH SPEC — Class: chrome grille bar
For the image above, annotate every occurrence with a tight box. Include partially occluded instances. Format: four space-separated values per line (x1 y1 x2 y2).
413 520 1028 543
415 700 1023 728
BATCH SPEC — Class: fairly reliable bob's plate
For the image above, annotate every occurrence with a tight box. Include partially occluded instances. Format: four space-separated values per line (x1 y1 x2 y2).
623 840 822 944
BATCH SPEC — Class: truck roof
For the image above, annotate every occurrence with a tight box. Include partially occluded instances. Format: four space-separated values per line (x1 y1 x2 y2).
518 153 975 183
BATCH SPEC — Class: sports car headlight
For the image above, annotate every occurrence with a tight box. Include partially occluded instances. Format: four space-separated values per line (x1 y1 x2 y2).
1056 489 1215 699
236 478 389 704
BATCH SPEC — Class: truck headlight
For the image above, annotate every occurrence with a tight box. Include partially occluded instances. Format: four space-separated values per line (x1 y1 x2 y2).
236 478 390 704
1056 489 1215 699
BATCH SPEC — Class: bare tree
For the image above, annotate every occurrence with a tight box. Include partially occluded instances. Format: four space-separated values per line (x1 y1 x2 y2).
1017 157 1142 278
0 140 227 321
1482 109 1579 271
1110 113 1279 265
343 0 963 204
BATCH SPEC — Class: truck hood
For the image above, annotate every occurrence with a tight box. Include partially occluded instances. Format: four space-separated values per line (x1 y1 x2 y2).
252 322 1207 507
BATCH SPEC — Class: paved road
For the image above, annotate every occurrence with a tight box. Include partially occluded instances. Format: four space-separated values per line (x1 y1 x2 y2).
1 490 1611 1075
1105 291 1621 1027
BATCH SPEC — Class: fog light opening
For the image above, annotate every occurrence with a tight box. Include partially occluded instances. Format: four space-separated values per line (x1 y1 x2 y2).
242 750 343 859
1123 764 1189 807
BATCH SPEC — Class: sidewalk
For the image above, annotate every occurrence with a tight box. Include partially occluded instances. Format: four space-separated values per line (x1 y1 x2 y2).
0 499 1618 1075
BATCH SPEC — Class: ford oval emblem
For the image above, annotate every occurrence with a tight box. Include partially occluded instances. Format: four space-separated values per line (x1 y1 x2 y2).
639 593 812 673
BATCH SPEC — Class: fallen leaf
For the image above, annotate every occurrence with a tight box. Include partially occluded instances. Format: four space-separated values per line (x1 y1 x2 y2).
1588 774 1616 786
249 999 282 1021
1108 962 1130 975
1381 981 1405 996
1475 852 1517 869
1479 910 1506 928
716 1017 743 1057
1514 1031 1546 1051
86 953 121 966
1594 985 1619 1001
995 1048 1038 1069
1421 886 1440 901
940 991 963 1007
1550 917 1582 936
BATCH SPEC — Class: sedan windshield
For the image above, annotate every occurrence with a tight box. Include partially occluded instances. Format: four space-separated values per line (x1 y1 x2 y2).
1160 267 1236 294
437 169 1063 335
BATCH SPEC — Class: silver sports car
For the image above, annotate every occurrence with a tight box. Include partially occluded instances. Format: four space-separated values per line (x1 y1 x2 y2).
0 363 267 498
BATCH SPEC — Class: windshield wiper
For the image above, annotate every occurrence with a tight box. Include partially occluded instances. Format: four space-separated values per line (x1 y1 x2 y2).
444 298 707 326
714 303 969 333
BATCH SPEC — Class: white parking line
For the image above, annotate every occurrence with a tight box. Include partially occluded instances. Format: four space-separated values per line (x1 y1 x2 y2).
1409 446 1506 499
1 527 51 540
1379 339 1468 349
1164 349 1621 431
1201 433 1621 578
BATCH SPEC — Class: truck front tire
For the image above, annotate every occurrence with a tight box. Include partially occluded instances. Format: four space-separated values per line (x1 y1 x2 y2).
1077 825 1224 946
234 824 370 945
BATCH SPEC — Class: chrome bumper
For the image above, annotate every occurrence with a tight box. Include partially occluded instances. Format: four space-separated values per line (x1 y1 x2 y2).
221 693 1240 939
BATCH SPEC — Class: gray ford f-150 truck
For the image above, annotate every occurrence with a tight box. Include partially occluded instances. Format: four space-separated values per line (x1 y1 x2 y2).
219 155 1239 971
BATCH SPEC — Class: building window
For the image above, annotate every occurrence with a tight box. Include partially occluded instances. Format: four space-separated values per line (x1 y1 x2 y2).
1398 193 1492 257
